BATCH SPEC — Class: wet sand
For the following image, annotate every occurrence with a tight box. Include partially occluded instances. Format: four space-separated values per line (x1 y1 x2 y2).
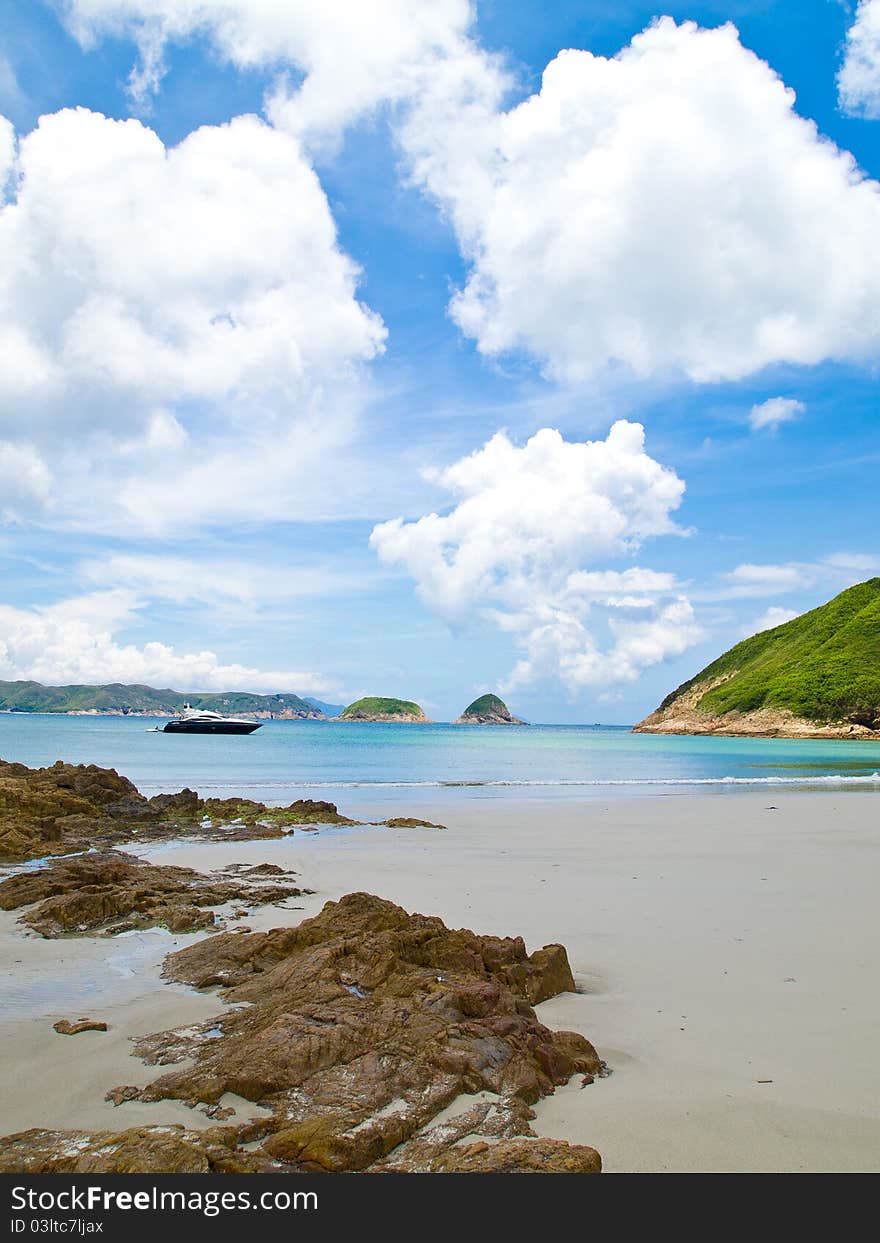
2 791 878 1171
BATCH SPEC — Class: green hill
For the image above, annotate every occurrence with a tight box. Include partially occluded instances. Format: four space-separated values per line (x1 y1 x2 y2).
340 697 430 722
0 681 323 718
454 694 525 724
635 578 880 736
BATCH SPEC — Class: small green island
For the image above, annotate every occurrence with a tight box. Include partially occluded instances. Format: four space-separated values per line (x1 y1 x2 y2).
454 694 526 725
635 577 880 738
339 697 431 723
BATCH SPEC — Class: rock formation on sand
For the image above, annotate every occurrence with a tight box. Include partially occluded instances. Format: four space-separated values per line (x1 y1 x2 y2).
380 817 445 829
454 694 526 725
53 1019 108 1035
635 578 880 739
0 852 308 938
0 759 410 864
0 893 603 1174
339 696 431 722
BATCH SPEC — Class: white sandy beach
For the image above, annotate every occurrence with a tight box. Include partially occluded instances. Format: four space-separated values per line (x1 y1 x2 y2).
2 791 879 1172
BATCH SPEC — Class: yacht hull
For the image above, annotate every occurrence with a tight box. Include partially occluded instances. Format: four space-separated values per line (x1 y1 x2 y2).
162 720 261 735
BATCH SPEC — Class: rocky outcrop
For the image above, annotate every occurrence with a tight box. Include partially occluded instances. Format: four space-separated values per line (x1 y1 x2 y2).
185 797 357 834
0 1126 283 1174
115 893 601 1171
633 676 880 739
0 758 362 864
0 759 150 863
402 1135 601 1174
454 694 525 725
0 755 452 866
379 817 446 829
53 1018 108 1035
0 893 603 1173
339 697 431 722
0 851 308 938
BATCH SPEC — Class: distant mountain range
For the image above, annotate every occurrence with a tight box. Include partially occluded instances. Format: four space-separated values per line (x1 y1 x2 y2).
635 578 880 739
0 681 337 719
304 697 345 718
0 681 533 724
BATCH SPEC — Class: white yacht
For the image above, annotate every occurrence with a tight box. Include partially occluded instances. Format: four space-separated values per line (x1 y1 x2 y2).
161 704 262 735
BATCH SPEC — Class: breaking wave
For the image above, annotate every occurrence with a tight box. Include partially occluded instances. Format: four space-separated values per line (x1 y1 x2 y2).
171 773 880 791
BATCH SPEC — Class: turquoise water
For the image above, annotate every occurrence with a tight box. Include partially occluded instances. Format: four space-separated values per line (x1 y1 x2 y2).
1 714 879 808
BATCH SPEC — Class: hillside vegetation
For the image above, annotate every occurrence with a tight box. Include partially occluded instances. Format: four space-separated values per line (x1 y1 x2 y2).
455 694 525 724
640 578 880 734
463 694 507 716
340 697 428 721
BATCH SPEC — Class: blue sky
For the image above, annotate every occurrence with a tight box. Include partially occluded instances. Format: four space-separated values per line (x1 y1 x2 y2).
0 0 878 722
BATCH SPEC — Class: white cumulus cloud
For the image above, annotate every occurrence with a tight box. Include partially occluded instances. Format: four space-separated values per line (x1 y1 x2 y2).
371 421 700 690
0 105 385 530
502 595 700 693
402 16 880 384
59 10 880 388
62 0 476 137
0 589 337 695
0 107 383 417
839 0 880 117
748 397 805 432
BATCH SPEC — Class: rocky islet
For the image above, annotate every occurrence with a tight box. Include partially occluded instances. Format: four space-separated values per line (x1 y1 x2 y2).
454 693 526 725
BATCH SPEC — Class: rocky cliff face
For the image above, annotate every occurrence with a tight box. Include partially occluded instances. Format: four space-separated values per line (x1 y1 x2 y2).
633 675 880 739
454 693 525 725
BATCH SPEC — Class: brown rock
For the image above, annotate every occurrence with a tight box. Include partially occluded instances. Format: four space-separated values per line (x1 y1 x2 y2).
284 799 356 824
148 788 201 815
97 893 601 1172
105 1086 141 1106
198 797 356 834
0 758 142 863
380 817 447 829
0 756 446 862
53 1018 108 1035
519 945 578 1005
0 887 604 1175
436 1137 601 1173
0 850 306 938
0 1127 280 1174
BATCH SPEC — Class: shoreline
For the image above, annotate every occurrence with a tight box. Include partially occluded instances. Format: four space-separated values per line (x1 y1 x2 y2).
7 705 880 742
6 707 880 741
2 791 878 1171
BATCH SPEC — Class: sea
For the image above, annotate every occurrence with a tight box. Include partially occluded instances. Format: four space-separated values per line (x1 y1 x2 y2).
1 714 879 812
